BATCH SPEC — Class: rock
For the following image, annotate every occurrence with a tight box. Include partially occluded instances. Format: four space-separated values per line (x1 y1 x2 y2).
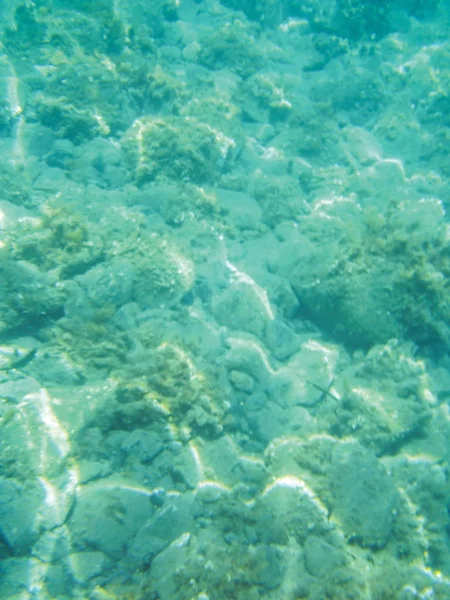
133 237 195 310
225 335 273 385
249 544 286 589
0 376 41 401
235 456 268 486
77 461 113 485
212 281 272 337
68 481 155 560
216 188 262 230
122 116 227 185
256 476 328 546
229 369 255 393
32 530 71 563
45 563 72 598
128 497 195 567
0 557 47 598
329 442 398 549
0 478 44 554
68 551 109 584
27 348 85 385
121 429 164 463
195 481 230 503
0 200 31 229
148 533 192 600
265 319 300 360
200 435 242 487
0 260 64 335
75 259 134 309
304 535 345 578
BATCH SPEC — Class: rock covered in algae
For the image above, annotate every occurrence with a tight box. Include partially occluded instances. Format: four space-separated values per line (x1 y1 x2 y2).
122 116 232 185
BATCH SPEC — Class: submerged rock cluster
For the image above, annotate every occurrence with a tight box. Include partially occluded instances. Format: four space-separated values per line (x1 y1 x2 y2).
0 0 450 599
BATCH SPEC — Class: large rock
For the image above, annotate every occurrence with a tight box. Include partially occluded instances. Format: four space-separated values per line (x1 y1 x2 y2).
329 442 399 549
213 281 272 337
0 478 45 554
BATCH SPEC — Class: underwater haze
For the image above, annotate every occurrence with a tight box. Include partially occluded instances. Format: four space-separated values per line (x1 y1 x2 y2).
1 0 450 598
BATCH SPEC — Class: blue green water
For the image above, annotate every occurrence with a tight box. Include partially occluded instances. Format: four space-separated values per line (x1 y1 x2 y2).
0 1 450 598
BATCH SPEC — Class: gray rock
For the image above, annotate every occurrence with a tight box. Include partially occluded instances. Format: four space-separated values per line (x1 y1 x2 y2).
225 336 272 385
75 259 134 309
44 563 73 598
256 477 329 546
68 483 154 559
216 188 262 230
32 530 72 563
212 282 271 337
250 544 285 589
0 558 45 598
128 498 195 567
121 429 163 463
0 478 45 553
229 369 255 393
77 460 113 485
0 200 31 230
0 260 64 334
235 456 268 486
330 442 399 549
25 125 56 158
33 167 69 192
112 302 140 330
304 535 345 578
27 349 85 385
68 551 110 583
0 376 41 401
148 533 192 600
132 238 195 310
265 319 300 360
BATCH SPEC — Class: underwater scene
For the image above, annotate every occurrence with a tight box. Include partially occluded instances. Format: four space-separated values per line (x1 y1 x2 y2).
1 0 450 598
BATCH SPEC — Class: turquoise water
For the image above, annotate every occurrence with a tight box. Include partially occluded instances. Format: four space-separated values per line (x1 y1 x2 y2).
0 1 450 598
